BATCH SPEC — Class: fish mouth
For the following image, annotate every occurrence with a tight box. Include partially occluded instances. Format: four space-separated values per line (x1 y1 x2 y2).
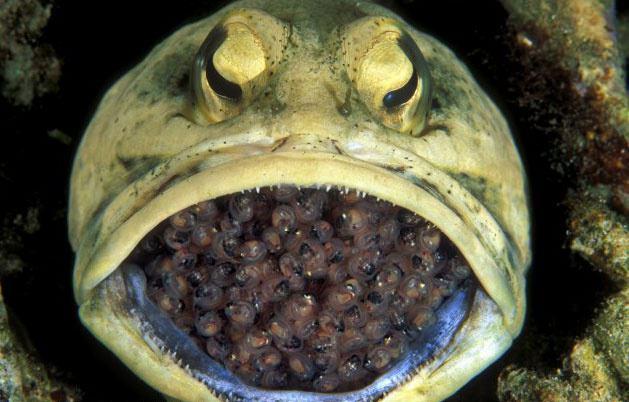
120 183 477 397
76 152 514 401
94 184 480 400
121 266 474 401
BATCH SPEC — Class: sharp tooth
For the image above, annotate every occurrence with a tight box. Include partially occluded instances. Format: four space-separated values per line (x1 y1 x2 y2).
316 184 321 190
326 185 331 192
256 187 260 193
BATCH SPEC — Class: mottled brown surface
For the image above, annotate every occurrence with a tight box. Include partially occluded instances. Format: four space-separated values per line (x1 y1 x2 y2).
497 289 628 402
0 283 81 401
0 0 61 106
497 0 628 400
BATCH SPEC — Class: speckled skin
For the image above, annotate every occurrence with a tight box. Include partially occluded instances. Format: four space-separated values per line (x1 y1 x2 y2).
69 1 530 401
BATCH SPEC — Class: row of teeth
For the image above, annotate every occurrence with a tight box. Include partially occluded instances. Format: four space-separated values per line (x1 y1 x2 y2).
242 185 375 200
140 316 196 375
144 328 409 401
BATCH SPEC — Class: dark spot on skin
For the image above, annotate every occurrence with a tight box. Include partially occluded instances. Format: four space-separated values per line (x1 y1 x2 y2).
409 176 447 205
338 90 352 116
416 124 450 138
390 166 408 173
116 155 162 189
427 52 478 118
87 193 114 238
331 140 344 155
449 173 523 264
271 100 286 115
432 98 441 111
156 174 184 195
119 153 159 170
450 172 488 205
140 45 196 101
271 138 289 152
177 72 190 93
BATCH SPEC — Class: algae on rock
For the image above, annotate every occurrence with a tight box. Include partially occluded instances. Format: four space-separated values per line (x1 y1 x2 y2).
0 0 61 106
497 0 628 399
0 283 80 401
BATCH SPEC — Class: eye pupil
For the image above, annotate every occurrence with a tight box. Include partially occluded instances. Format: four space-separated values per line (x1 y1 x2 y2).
382 66 418 109
203 27 243 102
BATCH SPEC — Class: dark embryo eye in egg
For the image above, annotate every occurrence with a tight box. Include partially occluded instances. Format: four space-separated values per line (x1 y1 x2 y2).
127 185 473 393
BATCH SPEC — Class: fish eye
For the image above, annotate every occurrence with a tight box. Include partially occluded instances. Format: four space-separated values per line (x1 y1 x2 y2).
382 66 417 109
191 9 289 124
342 17 433 135
202 26 243 102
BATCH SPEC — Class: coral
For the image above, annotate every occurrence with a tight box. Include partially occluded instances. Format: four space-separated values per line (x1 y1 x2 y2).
0 0 61 106
568 190 628 285
498 337 624 401
0 207 40 277
0 206 81 400
590 289 629 384
497 0 628 400
0 283 80 401
498 290 628 401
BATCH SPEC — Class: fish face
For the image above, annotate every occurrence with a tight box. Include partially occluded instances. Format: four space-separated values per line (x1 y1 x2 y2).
69 1 530 401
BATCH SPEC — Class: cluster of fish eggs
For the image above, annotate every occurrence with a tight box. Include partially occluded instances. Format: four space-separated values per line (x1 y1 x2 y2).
129 185 472 392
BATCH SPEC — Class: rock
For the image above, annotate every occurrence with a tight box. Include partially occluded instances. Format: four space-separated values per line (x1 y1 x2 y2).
496 0 628 400
0 0 61 106
0 283 80 401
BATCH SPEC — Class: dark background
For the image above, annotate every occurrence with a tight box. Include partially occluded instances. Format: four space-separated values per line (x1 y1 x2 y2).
0 0 616 401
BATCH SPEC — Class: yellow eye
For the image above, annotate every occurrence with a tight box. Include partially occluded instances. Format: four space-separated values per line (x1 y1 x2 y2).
191 9 289 124
342 17 432 135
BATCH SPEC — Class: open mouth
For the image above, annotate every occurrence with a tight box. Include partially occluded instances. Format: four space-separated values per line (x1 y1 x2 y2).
117 184 476 398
